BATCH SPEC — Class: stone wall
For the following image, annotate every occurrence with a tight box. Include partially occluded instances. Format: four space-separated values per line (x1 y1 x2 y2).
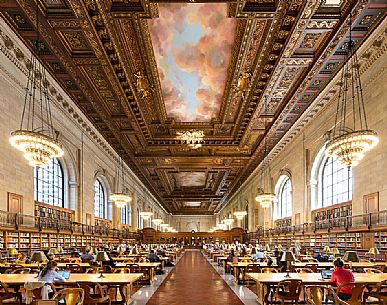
219 18 387 231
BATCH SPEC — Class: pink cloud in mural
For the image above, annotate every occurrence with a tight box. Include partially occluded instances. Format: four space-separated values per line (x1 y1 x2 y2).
149 4 236 122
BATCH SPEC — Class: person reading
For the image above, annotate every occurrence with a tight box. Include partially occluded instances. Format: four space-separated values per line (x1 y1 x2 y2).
331 258 355 301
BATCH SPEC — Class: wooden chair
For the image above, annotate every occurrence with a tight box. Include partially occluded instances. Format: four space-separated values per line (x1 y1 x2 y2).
305 285 328 305
305 264 318 273
66 263 83 273
0 281 21 304
28 283 58 305
375 279 387 305
296 268 313 273
245 264 260 284
12 267 31 274
113 268 130 274
52 288 84 305
364 268 383 274
273 279 303 304
333 283 366 305
329 287 350 305
126 264 141 273
77 282 110 305
261 268 278 273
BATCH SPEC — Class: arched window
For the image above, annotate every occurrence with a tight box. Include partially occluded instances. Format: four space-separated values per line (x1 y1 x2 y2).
274 175 292 220
121 204 132 226
34 158 64 207
94 179 107 219
137 208 142 229
321 157 352 207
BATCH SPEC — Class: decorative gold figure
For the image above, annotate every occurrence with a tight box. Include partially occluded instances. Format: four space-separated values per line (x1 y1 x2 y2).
134 71 150 98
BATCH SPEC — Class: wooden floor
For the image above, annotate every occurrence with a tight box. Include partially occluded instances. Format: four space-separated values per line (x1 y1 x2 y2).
146 250 244 305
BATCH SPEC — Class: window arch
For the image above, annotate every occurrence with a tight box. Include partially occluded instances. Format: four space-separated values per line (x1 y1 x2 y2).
137 207 142 229
274 175 292 220
311 146 353 210
321 157 352 207
34 158 65 207
94 179 107 219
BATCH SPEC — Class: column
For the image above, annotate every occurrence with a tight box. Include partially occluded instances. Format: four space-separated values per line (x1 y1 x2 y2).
131 192 138 230
248 187 255 232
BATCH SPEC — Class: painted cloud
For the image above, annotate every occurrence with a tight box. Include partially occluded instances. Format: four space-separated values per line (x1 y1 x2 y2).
149 4 236 122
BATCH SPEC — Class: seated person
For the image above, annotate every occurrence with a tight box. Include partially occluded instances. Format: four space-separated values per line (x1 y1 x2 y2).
157 247 166 257
147 250 160 262
331 258 355 301
251 249 266 261
38 261 65 283
227 249 236 262
80 252 94 263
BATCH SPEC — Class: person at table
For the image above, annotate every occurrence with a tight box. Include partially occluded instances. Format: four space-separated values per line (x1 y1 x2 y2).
147 249 160 262
38 261 66 283
240 247 247 257
102 252 116 269
156 247 166 257
331 258 355 301
251 248 266 261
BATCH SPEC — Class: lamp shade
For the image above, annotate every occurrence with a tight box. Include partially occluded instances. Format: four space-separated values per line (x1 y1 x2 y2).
95 251 109 262
281 251 296 262
331 248 340 255
8 248 18 257
57 246 63 253
343 251 359 262
48 248 57 256
368 247 380 255
31 251 48 263
323 246 331 253
130 247 139 255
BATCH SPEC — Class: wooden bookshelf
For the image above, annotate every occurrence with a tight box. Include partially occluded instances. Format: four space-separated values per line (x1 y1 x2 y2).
275 217 292 228
34 201 75 230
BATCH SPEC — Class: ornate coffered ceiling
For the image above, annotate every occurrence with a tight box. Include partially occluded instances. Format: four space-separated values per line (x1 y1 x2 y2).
0 0 385 215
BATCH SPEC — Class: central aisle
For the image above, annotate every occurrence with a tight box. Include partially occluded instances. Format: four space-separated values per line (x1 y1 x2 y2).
146 250 244 305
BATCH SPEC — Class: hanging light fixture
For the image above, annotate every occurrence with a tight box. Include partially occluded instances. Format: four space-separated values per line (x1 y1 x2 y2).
325 14 378 167
139 190 153 220
110 112 131 208
10 4 63 167
233 211 247 220
255 97 277 208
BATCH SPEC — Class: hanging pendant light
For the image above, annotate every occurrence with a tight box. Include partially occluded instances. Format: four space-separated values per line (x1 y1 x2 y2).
139 190 153 220
255 96 277 208
10 5 63 167
111 111 131 208
233 211 247 220
325 14 378 167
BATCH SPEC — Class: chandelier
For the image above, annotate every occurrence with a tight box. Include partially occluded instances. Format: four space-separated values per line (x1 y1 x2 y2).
176 130 204 149
139 211 153 220
255 188 277 209
233 211 247 220
224 218 234 227
325 15 378 167
110 107 131 208
10 8 63 167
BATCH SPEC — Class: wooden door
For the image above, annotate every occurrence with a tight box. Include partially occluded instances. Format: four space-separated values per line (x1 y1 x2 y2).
7 193 23 225
363 192 379 225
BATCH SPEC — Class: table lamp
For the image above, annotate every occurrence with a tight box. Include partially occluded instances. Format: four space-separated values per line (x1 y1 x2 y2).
31 251 48 277
343 251 359 269
323 246 331 255
96 251 109 278
368 247 379 261
130 247 139 255
281 251 296 278
331 248 340 257
57 246 63 254
48 248 57 257
8 248 18 262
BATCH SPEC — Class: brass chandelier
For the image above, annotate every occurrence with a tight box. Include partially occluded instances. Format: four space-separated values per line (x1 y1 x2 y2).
10 6 63 167
325 15 378 167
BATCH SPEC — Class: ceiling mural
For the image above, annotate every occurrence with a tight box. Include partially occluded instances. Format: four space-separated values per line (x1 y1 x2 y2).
1 0 385 215
177 172 206 187
149 4 236 122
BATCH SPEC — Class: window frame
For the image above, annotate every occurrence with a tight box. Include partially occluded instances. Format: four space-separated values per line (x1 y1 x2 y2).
274 175 292 220
94 179 107 219
34 158 65 208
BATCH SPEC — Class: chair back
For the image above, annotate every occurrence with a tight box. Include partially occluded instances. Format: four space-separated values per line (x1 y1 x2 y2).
52 288 84 305
77 282 108 303
336 283 365 305
305 264 318 273
276 279 303 300
261 267 278 273
364 268 383 273
127 264 141 273
113 267 130 274
329 287 350 305
305 285 325 305
12 268 31 274
296 267 314 273
66 263 82 273
246 264 260 273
